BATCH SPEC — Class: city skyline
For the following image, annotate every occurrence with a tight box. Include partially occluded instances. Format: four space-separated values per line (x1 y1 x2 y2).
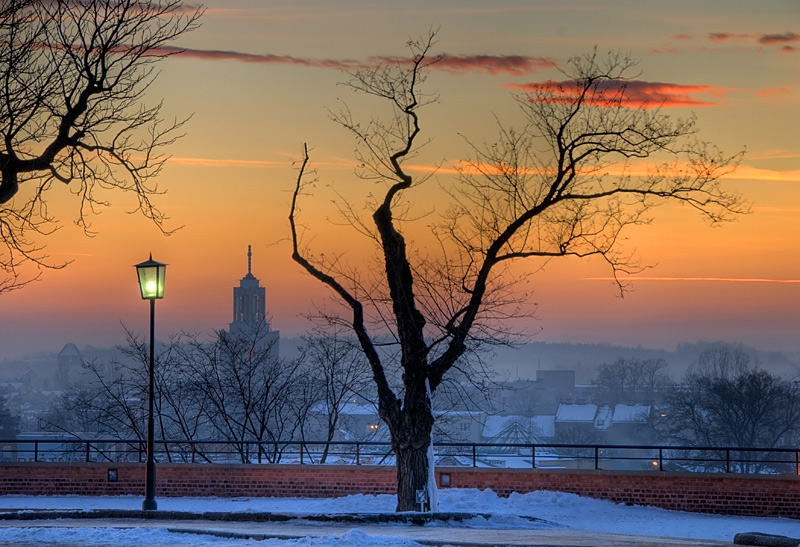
1 1 798 360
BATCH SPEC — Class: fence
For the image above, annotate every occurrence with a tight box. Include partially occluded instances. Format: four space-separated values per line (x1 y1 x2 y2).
3 438 799 475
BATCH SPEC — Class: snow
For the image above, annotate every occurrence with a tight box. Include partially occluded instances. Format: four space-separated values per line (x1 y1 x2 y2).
612 404 650 423
594 406 612 430
555 403 597 422
338 402 378 416
481 415 526 438
1 488 799 546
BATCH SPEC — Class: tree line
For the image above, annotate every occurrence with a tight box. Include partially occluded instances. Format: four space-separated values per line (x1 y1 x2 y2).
32 338 800 457
590 344 800 453
40 325 373 464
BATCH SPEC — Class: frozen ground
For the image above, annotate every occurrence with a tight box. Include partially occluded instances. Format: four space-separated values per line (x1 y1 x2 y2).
0 488 798 546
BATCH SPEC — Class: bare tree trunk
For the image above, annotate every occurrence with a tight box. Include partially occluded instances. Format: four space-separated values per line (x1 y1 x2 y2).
393 423 432 512
389 379 435 511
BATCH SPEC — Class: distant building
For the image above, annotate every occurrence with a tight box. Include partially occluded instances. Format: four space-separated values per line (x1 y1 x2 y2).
56 343 81 388
610 404 652 444
225 245 279 358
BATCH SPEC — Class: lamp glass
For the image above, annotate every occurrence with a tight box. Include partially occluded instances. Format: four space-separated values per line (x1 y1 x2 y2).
135 257 166 299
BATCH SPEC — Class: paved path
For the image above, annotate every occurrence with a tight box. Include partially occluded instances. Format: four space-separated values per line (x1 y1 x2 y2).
0 516 737 546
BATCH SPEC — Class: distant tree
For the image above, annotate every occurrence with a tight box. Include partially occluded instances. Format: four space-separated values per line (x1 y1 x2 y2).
554 424 601 446
0 0 203 292
289 33 746 510
0 394 19 438
297 329 372 462
175 325 301 463
593 358 671 405
43 325 307 463
692 343 752 381
654 344 800 470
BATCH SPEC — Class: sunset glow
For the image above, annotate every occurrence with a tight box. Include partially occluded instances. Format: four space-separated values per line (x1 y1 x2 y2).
0 0 798 360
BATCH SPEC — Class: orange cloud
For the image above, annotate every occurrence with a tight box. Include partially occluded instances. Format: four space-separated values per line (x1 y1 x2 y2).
708 32 754 43
507 79 729 108
171 154 800 185
405 54 555 76
157 46 359 70
168 156 354 170
168 157 289 168
756 87 791 102
659 31 798 54
758 31 800 45
586 276 800 284
724 165 800 183
707 31 798 52
159 46 553 76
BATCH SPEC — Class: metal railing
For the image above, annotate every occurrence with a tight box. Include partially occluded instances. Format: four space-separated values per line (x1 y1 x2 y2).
2 438 798 475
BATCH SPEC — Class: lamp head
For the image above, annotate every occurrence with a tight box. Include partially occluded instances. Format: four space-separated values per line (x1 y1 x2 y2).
135 254 167 300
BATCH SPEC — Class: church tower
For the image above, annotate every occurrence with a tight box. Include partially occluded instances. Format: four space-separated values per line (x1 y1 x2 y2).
228 245 279 357
231 245 268 327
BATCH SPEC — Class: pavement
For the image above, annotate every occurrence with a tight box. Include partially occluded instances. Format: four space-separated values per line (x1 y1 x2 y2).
0 509 741 547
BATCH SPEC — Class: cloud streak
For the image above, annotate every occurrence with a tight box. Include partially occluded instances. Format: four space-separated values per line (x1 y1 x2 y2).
507 79 729 108
159 46 554 76
664 31 799 53
167 154 800 184
586 276 800 284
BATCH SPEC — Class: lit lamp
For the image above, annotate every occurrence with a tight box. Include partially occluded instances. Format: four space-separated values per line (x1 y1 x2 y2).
134 254 166 511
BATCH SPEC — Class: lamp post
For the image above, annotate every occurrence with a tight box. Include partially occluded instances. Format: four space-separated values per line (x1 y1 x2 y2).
134 254 166 511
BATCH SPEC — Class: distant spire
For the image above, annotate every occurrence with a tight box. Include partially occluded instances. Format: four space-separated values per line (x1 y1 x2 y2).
247 245 252 275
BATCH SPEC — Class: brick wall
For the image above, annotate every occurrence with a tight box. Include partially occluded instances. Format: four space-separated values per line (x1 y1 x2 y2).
439 467 800 520
1 463 798 519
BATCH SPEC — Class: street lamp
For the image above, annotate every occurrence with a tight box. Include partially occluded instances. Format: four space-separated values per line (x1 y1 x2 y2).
134 254 166 511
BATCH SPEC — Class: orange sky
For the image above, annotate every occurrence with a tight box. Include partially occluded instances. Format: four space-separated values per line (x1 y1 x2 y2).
1 1 799 361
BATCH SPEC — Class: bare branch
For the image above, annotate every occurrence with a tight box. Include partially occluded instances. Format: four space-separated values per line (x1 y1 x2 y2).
0 0 203 290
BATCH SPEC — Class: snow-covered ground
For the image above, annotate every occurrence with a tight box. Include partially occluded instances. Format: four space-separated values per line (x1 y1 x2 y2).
0 489 798 546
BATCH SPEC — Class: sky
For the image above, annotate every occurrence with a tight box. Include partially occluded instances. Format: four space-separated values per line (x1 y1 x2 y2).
1 0 799 361
2 489 800 545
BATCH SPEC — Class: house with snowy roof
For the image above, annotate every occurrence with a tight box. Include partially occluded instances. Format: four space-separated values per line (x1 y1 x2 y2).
609 404 652 444
554 403 598 440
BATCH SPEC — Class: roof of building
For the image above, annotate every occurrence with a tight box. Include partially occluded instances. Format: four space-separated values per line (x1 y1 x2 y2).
482 415 525 438
612 404 650 423
594 406 613 430
482 415 556 440
57 343 80 358
555 404 598 423
339 402 379 416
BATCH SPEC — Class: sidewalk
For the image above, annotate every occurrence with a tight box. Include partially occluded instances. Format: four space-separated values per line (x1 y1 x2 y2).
0 509 737 547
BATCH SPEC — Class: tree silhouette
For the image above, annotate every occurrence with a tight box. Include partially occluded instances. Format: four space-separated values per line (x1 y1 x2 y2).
289 35 746 511
0 0 203 292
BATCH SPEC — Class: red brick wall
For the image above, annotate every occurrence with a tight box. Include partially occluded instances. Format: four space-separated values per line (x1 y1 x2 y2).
439 467 800 520
1 463 798 519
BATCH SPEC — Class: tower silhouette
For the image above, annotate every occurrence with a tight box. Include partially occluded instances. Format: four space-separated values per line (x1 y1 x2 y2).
227 245 279 358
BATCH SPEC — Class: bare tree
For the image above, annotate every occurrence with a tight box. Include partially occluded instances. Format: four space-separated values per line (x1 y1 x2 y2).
654 345 800 464
176 325 300 463
298 329 372 462
593 358 672 405
0 0 203 292
289 35 746 510
44 325 303 464
0 392 20 438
